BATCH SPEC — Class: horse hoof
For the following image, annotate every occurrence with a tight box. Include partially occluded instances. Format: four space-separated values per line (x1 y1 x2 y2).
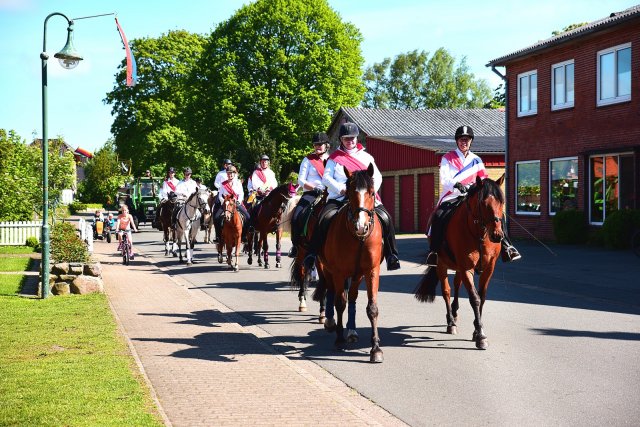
324 318 336 332
447 325 458 335
264 264 269 269
476 338 488 350
335 339 347 351
247 259 253 265
346 330 359 343
370 349 384 363
276 262 281 268
233 265 239 272
298 299 307 312
318 315 326 324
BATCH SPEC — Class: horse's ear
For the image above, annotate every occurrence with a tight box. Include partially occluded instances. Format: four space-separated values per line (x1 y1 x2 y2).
476 176 482 186
367 163 374 177
496 173 505 186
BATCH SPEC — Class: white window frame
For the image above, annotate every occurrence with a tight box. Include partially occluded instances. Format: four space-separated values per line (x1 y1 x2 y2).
517 70 537 117
515 160 541 216
551 60 575 110
548 156 578 215
597 42 631 107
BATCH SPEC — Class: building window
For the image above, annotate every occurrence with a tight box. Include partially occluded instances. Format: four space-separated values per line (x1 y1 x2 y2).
549 157 578 214
516 161 540 214
551 60 574 110
517 70 537 116
589 153 634 224
597 43 631 106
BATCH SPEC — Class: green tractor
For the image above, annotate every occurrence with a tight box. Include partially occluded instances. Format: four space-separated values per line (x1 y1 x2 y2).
116 177 162 227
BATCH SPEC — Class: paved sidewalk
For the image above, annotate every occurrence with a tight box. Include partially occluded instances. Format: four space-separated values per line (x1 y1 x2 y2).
93 243 406 427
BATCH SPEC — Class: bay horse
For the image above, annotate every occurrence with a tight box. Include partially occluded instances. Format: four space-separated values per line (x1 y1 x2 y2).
283 193 327 322
246 182 298 269
414 174 505 350
314 165 384 363
158 198 177 256
174 188 210 266
217 194 243 271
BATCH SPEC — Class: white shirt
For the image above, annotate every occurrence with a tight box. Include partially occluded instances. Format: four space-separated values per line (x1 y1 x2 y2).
175 178 198 199
437 148 488 205
322 147 382 202
214 170 228 190
297 156 327 190
218 177 244 204
159 176 180 200
248 168 278 193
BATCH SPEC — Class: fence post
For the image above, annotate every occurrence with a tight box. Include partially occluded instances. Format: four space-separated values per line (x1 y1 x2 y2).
85 223 93 253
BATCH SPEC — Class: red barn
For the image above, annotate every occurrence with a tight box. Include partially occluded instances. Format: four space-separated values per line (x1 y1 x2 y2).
327 107 505 233
487 5 640 240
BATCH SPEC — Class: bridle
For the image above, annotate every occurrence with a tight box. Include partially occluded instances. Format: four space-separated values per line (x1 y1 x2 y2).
178 190 209 229
464 185 503 273
345 184 376 241
223 197 237 223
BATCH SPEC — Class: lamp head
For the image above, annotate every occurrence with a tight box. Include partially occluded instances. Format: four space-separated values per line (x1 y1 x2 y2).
54 22 82 70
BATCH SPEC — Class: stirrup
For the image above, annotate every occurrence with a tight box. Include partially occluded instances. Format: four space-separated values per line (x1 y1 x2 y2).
288 246 298 258
303 254 316 270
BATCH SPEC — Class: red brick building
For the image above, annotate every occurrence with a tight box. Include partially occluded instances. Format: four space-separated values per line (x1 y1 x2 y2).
327 107 505 233
487 5 640 240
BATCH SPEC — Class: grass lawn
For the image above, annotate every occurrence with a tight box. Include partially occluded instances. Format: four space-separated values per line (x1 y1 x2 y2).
0 257 31 272
0 251 162 426
0 246 36 255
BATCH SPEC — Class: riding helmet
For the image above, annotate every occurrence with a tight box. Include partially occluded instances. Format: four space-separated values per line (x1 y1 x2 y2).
224 159 232 165
312 132 329 145
455 125 474 141
227 165 237 173
339 122 359 139
184 167 192 174
260 154 270 161
168 166 175 173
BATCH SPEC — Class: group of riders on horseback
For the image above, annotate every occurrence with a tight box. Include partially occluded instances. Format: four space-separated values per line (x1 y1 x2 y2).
149 122 520 272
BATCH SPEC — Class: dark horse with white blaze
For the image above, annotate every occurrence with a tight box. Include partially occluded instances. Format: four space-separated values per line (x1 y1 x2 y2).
313 165 385 363
247 183 298 269
415 175 505 350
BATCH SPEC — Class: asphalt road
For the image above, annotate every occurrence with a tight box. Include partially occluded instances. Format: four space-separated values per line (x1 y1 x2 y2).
128 225 640 426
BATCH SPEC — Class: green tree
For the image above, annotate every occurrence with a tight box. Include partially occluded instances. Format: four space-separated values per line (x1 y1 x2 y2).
552 22 588 36
362 48 492 109
190 0 365 180
0 129 38 221
78 140 123 205
104 30 214 181
484 83 505 109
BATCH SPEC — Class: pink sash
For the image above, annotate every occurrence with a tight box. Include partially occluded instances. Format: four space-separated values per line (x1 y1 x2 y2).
329 146 367 172
165 179 176 192
306 153 325 177
222 179 237 199
253 168 267 184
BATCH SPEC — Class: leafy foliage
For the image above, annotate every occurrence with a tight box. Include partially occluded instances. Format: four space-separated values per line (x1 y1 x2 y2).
77 141 123 205
552 209 587 244
190 0 365 180
362 48 492 109
50 222 89 263
601 209 640 249
551 22 588 36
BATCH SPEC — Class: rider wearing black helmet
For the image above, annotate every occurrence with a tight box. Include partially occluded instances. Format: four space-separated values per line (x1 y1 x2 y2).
214 159 234 191
426 125 521 266
247 154 277 197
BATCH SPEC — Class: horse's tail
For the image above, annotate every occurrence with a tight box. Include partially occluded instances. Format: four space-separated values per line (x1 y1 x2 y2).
414 267 438 303
312 274 326 302
280 195 301 233
289 259 302 290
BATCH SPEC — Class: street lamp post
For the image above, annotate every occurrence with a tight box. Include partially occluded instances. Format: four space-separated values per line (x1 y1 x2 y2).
41 12 83 298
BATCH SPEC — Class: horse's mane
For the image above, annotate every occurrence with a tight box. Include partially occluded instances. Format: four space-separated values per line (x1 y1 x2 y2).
263 183 294 203
348 170 374 192
468 178 504 204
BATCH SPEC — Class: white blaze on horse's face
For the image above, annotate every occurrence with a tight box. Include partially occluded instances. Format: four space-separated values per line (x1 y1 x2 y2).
199 191 210 213
355 188 370 236
223 199 233 221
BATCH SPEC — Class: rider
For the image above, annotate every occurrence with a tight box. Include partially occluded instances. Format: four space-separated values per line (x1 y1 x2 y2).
154 166 179 229
247 155 278 200
172 167 198 227
288 132 331 258
303 122 401 271
214 165 251 242
116 205 138 259
214 159 234 191
91 209 105 238
104 212 116 231
426 125 521 266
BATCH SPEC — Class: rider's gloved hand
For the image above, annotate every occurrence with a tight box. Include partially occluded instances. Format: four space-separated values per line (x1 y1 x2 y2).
454 182 468 194
312 187 323 197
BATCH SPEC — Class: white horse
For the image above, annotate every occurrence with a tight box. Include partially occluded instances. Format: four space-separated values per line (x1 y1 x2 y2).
174 188 210 265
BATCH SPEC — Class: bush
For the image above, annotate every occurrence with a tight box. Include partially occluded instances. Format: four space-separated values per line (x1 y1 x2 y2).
50 222 89 263
552 209 587 244
25 236 39 248
601 209 640 249
68 201 87 214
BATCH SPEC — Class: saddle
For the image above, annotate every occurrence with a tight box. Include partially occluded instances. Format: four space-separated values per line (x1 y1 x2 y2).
431 194 469 261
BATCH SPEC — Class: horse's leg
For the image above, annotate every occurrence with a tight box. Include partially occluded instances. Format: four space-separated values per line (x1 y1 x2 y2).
295 260 307 312
322 271 336 332
443 272 457 335
262 233 269 269
163 230 169 256
226 237 233 268
452 273 462 322
233 235 240 271
460 270 486 349
346 277 360 343
275 227 282 268
246 230 253 265
365 268 383 363
334 277 347 351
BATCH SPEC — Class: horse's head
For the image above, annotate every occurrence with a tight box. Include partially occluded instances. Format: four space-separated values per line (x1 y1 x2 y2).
344 164 376 240
287 182 299 197
468 175 505 243
190 188 210 214
222 194 237 222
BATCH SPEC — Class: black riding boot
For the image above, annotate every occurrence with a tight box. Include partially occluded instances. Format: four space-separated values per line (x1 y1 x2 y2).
303 200 341 270
500 217 521 262
426 204 449 266
376 205 400 271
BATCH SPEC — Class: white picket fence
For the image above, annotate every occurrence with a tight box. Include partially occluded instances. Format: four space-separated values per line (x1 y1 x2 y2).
0 221 41 246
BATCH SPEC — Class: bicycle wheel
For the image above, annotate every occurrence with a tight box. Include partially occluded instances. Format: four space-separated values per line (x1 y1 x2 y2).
632 230 640 258
123 247 130 265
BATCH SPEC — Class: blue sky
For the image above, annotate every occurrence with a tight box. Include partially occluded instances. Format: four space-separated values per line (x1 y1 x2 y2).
0 0 637 153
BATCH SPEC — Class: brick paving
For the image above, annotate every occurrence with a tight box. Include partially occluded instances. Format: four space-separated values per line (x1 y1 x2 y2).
93 242 406 427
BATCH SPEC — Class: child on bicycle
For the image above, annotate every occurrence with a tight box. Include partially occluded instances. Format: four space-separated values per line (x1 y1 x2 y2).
116 205 138 259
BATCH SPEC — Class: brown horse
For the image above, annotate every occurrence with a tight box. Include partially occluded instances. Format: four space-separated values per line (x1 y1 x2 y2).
314 165 384 363
246 183 298 269
284 193 327 322
158 198 177 256
414 174 505 350
217 195 243 271
203 190 217 243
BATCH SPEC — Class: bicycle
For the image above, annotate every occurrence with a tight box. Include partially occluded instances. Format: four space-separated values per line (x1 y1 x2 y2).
118 230 133 265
